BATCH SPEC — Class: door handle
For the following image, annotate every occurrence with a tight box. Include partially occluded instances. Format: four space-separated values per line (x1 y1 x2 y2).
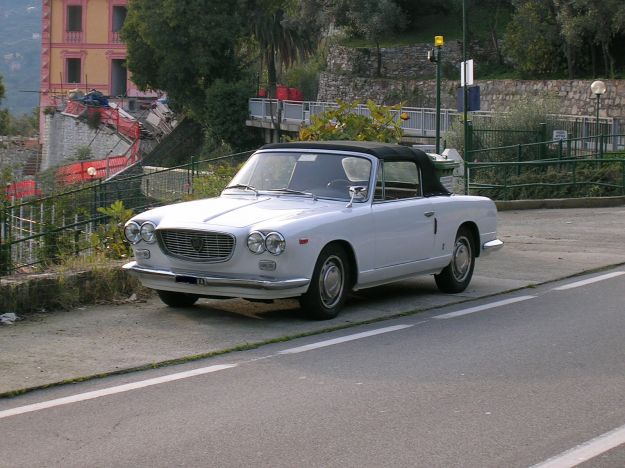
424 211 435 217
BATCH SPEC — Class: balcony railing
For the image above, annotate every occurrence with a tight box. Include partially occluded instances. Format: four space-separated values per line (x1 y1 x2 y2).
111 31 122 43
65 30 83 43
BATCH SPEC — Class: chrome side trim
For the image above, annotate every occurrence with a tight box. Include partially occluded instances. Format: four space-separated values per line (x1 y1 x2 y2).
122 262 309 291
482 239 504 255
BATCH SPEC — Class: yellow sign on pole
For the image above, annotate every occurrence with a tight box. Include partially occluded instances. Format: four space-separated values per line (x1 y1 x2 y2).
435 36 445 47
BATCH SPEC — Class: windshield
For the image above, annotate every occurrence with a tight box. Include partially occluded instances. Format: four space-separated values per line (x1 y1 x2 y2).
226 151 372 201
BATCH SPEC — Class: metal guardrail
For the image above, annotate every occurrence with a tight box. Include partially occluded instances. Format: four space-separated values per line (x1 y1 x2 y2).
249 98 484 137
248 99 620 142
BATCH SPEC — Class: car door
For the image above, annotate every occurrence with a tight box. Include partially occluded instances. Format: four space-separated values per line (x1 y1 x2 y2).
371 160 435 269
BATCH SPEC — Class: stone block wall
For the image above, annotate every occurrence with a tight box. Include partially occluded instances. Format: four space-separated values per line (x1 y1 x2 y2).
0 139 39 179
326 44 460 79
320 44 625 121
318 73 625 121
41 112 131 171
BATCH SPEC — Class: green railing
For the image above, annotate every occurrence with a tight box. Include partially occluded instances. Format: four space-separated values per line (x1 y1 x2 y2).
466 120 619 162
0 151 253 276
466 157 625 201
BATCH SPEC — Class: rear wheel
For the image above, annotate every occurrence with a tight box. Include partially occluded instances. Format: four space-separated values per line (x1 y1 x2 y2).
435 227 475 293
300 244 351 320
156 290 199 308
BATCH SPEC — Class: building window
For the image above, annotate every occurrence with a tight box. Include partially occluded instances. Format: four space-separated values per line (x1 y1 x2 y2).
66 5 83 42
111 59 127 96
66 58 81 83
111 5 127 43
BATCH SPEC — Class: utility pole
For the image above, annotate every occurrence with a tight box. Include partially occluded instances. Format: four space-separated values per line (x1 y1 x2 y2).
434 36 444 154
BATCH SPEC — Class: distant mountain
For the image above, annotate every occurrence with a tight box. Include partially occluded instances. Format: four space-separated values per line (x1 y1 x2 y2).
0 0 41 115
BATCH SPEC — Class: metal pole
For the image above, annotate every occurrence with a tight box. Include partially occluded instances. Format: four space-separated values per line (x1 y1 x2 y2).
595 94 600 155
462 0 468 161
435 45 442 154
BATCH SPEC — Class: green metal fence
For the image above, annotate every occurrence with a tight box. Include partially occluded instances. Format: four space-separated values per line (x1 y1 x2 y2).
463 132 625 199
0 151 253 276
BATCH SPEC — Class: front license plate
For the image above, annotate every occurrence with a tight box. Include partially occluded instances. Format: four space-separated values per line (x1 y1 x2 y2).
175 276 198 285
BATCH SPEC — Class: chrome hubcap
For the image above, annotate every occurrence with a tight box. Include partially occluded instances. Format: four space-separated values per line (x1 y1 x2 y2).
451 236 471 282
319 255 344 308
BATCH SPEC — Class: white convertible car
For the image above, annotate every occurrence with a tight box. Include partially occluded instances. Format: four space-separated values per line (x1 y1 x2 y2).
123 141 503 319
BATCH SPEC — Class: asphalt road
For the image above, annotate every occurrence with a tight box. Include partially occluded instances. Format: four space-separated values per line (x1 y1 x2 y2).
1 268 624 467
2 206 625 396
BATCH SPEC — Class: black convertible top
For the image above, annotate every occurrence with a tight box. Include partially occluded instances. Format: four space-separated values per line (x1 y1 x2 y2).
260 141 450 197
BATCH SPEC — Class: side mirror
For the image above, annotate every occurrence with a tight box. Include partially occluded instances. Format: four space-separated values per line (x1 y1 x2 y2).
346 185 368 208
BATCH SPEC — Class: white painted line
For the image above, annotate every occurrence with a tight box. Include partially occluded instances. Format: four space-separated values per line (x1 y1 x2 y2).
552 271 625 291
531 423 625 468
278 324 414 355
434 296 536 319
0 364 236 420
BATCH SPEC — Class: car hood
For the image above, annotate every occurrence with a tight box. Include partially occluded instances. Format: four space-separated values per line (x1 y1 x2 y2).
141 195 344 229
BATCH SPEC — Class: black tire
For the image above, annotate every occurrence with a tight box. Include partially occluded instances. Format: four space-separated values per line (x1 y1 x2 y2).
300 244 351 320
435 227 475 293
156 290 199 308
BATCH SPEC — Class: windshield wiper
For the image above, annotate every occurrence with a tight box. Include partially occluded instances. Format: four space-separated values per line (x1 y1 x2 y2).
269 188 317 199
223 184 259 195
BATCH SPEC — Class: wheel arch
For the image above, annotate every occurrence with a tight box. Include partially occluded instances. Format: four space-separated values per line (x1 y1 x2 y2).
458 221 481 257
322 239 358 288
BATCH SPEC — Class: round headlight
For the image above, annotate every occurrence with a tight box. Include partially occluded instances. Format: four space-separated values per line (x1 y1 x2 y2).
124 221 141 244
140 222 157 244
265 232 286 255
247 231 265 254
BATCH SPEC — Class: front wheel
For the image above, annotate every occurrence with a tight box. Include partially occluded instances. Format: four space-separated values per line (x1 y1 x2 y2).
156 290 199 308
300 244 351 320
435 227 475 293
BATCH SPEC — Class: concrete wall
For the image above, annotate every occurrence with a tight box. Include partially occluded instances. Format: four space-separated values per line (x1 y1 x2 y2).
41 111 130 170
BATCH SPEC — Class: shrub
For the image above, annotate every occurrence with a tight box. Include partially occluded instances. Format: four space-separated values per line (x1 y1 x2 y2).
298 100 404 142
91 200 134 259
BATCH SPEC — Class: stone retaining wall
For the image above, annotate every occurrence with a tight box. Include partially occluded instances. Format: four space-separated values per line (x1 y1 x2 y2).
41 112 131 171
320 44 625 121
318 73 625 121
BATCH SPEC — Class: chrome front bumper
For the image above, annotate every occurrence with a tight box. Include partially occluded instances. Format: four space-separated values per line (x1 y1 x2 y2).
122 261 310 292
482 239 504 255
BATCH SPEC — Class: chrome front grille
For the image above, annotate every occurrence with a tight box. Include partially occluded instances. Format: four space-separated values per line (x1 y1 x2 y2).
158 229 235 262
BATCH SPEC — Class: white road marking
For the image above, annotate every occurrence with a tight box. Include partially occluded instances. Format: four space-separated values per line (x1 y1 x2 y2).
1 324 417 419
278 324 414 354
434 296 536 319
552 271 625 291
0 364 236 420
531 423 625 468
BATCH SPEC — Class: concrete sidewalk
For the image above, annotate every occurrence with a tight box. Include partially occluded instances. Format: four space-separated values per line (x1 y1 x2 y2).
2 206 625 396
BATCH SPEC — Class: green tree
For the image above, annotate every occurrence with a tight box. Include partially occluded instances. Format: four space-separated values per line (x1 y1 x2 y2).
328 0 406 76
122 0 246 120
555 0 625 78
249 0 318 97
503 0 565 76
204 79 262 151
0 74 8 134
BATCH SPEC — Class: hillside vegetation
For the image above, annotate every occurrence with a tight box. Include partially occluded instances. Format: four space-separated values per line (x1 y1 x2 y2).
0 0 40 115
335 0 625 80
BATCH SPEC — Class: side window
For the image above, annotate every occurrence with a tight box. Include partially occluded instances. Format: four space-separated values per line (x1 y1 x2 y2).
374 161 421 201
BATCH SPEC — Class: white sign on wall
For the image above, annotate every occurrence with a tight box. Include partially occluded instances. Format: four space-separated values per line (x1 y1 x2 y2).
552 130 568 141
460 59 474 86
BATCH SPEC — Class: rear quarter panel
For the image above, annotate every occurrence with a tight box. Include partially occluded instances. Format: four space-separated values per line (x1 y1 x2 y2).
430 195 499 256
